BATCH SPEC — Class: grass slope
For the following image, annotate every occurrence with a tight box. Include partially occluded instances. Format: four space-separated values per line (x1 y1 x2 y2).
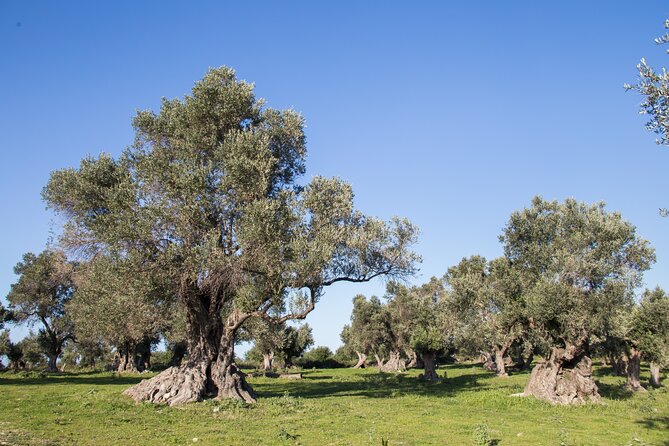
0 364 667 445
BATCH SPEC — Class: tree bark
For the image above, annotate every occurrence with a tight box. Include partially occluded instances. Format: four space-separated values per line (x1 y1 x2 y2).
375 354 385 369
406 350 423 369
262 352 274 372
494 346 509 377
624 348 647 392
523 343 600 404
649 362 661 388
420 352 439 380
169 341 188 367
480 351 496 372
379 351 406 373
353 351 367 368
520 352 534 371
608 352 627 376
47 354 58 373
123 300 256 406
115 342 139 373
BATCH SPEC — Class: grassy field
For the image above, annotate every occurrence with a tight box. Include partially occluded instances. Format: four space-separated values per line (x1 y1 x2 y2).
0 364 667 446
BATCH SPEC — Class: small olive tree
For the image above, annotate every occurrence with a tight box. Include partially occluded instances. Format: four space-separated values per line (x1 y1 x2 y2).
447 256 527 377
627 287 669 389
70 254 172 372
386 278 451 380
6 250 76 372
340 295 393 369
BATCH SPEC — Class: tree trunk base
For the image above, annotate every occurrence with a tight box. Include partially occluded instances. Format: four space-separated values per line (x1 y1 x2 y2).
379 351 406 373
649 362 662 388
419 352 442 381
213 363 256 403
123 362 256 406
523 355 600 404
123 365 209 406
353 352 367 369
624 349 646 393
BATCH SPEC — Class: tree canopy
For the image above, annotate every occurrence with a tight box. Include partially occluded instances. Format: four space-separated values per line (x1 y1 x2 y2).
43 67 419 404
503 197 655 403
6 250 76 372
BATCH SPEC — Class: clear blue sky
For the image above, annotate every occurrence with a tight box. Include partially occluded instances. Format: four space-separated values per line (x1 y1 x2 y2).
1 1 668 353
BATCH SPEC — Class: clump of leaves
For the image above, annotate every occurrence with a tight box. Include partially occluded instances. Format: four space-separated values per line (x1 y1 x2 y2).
268 392 304 411
277 427 298 441
471 423 492 446
557 428 573 446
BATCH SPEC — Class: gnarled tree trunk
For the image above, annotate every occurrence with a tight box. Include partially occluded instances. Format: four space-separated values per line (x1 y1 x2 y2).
353 351 367 368
124 300 255 406
262 352 274 372
608 352 627 376
169 341 188 367
134 338 153 372
47 354 59 373
406 350 423 369
375 354 385 369
523 343 600 404
649 362 661 388
494 343 512 377
379 351 406 372
420 351 439 380
114 342 139 373
480 351 496 372
625 348 646 392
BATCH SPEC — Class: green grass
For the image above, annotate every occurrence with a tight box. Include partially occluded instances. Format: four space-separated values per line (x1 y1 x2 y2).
0 364 667 445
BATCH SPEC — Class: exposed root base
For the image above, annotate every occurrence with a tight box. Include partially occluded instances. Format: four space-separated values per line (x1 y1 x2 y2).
624 383 648 393
379 352 406 373
123 363 256 406
523 355 600 405
123 366 208 406
215 364 256 403
418 373 443 382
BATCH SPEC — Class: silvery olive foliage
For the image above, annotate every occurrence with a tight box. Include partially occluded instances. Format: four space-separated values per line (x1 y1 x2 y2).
626 19 669 145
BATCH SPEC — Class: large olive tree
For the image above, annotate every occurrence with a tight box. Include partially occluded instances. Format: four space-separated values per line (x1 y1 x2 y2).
504 197 654 404
44 67 419 405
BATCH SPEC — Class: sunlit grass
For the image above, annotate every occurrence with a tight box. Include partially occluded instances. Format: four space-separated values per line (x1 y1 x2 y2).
0 364 667 445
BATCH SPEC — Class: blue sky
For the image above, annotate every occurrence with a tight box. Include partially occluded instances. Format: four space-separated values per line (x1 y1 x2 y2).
1 1 668 353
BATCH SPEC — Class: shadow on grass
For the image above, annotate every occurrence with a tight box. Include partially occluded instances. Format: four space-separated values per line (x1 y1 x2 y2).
596 381 634 400
0 370 147 387
253 368 490 399
635 416 669 446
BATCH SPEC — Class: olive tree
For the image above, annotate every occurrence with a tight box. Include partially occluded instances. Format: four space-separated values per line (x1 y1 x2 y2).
504 197 654 404
44 67 419 405
386 278 450 380
6 250 76 372
70 255 171 373
627 287 669 389
626 19 669 146
446 256 526 377
243 319 313 371
340 295 393 369
0 331 24 370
